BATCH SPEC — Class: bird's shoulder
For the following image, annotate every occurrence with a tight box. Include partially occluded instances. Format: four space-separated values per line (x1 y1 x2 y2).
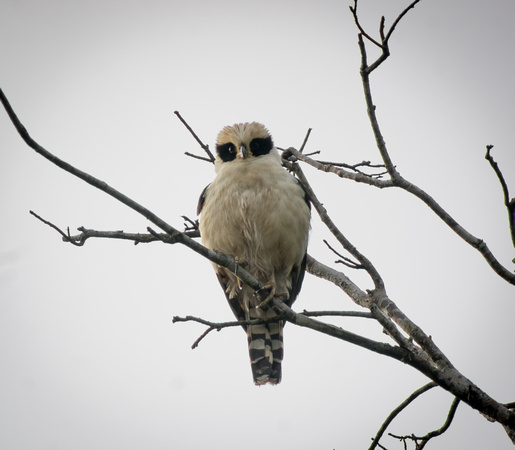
197 183 210 215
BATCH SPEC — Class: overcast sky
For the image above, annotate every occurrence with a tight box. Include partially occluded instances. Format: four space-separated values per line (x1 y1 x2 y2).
1 1 515 449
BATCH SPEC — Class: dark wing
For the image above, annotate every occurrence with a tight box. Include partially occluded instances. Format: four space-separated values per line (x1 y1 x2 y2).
215 269 247 329
285 177 311 308
196 184 210 215
295 177 311 210
286 253 307 308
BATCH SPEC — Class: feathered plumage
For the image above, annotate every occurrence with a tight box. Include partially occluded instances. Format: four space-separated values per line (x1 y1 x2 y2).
197 122 310 385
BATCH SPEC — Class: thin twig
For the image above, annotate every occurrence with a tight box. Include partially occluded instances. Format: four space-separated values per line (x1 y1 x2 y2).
282 147 393 188
182 215 199 232
369 382 437 450
323 239 365 269
349 0 383 48
384 0 422 44
417 397 460 449
174 110 215 163
357 33 397 175
379 16 386 42
184 151 213 163
314 159 388 178
485 145 515 248
29 210 84 246
351 0 421 75
387 397 460 450
33 219 200 246
299 127 312 153
172 315 280 349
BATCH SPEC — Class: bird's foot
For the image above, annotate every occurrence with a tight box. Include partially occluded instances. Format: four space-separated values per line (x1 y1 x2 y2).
255 283 276 311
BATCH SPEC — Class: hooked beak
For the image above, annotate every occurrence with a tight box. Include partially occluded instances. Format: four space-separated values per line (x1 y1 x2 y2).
237 145 249 159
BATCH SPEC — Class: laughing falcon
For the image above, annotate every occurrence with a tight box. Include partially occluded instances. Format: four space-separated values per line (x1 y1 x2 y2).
197 122 311 385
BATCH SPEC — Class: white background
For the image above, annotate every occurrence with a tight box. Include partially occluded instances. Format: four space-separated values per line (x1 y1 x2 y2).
1 0 514 449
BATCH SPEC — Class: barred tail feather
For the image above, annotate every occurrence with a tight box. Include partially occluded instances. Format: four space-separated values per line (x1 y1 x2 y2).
247 321 284 385
269 322 284 384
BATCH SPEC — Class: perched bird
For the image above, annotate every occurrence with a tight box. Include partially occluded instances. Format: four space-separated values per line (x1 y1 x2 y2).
197 122 310 385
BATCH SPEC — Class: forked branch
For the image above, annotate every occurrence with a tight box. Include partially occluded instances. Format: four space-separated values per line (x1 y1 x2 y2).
369 382 437 450
350 0 421 74
348 1 515 285
387 397 460 450
174 110 215 163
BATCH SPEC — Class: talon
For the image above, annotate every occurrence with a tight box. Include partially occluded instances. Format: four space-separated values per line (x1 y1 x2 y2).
256 283 276 310
233 257 243 289
258 295 274 310
233 257 250 289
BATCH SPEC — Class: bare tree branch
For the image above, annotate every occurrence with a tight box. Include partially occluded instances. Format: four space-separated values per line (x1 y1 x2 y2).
3 78 515 440
300 310 373 319
272 300 409 361
309 2 515 286
305 255 371 308
172 315 281 349
416 397 460 449
29 213 200 246
287 136 514 288
0 89 183 238
349 0 383 48
184 151 213 163
282 147 393 188
291 159 386 290
29 210 84 246
384 0 422 44
313 159 388 178
2 0 515 443
351 0 421 74
181 215 200 233
485 144 515 249
323 239 365 270
386 396 460 450
369 382 438 450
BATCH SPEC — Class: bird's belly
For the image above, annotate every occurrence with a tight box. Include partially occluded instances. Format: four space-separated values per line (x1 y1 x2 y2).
200 179 309 274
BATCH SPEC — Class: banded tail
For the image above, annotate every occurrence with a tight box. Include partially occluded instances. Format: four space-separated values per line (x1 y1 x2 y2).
246 304 284 385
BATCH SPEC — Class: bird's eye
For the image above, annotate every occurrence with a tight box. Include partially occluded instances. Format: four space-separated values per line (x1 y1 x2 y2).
216 143 237 162
249 137 273 157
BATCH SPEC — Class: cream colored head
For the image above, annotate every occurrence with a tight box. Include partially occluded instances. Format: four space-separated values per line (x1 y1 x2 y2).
215 122 274 162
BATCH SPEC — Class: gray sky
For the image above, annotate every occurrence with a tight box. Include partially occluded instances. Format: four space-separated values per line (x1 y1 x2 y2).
1 0 514 449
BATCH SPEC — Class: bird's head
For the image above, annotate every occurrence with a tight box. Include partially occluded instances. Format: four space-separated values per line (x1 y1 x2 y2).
215 122 274 163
